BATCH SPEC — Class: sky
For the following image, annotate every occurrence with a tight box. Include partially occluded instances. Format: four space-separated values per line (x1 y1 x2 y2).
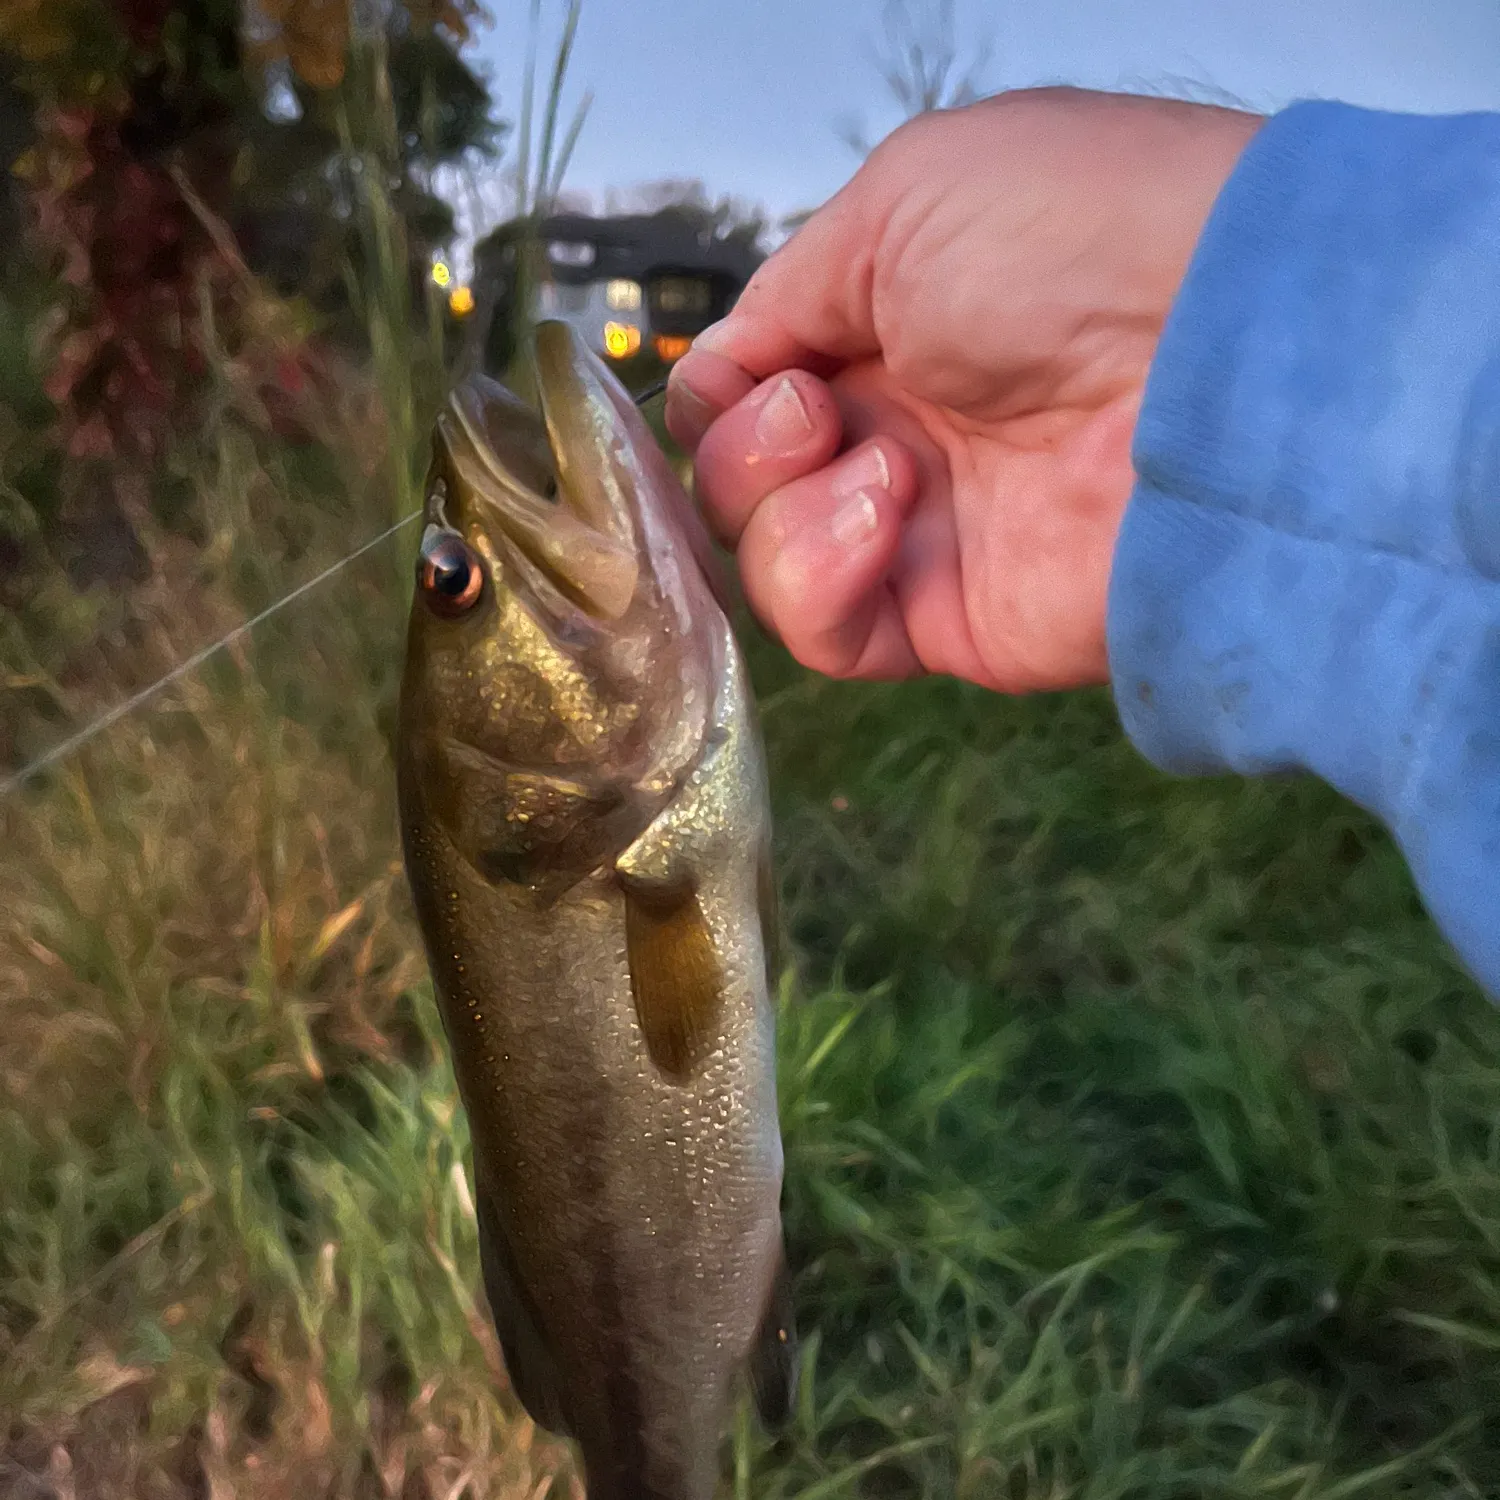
463 0 1500 237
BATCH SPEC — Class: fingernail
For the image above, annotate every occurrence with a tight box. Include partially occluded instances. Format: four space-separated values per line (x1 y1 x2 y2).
831 443 890 500
831 493 880 549
754 377 814 455
669 373 717 425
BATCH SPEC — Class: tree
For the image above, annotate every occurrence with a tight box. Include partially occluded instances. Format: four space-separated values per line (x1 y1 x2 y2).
598 177 769 250
834 0 992 157
767 0 992 252
0 0 500 580
2 0 261 578
236 2 502 327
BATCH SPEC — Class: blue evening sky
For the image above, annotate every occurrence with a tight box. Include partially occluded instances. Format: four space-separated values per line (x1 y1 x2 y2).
467 0 1500 228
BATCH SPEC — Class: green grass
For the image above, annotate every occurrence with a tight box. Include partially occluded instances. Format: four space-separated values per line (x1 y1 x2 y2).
753 666 1500 1499
5 496 1500 1495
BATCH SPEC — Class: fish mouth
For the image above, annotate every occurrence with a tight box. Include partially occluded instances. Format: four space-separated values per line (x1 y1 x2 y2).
430 321 645 622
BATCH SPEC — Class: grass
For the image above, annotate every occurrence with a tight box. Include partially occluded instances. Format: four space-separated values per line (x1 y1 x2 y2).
5 469 1500 1496
5 17 1500 1498
753 671 1500 1498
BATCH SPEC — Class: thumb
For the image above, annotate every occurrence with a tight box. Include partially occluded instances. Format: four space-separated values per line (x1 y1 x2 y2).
666 178 883 438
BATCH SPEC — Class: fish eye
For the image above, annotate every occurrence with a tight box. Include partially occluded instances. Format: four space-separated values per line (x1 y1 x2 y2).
418 530 485 618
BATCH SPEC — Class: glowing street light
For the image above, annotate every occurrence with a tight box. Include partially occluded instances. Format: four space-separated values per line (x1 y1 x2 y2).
603 321 641 359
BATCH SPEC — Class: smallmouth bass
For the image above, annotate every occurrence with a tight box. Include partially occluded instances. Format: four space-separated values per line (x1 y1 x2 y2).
396 321 797 1500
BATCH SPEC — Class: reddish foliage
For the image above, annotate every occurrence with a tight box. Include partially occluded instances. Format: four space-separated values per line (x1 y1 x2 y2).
9 0 355 571
31 104 222 464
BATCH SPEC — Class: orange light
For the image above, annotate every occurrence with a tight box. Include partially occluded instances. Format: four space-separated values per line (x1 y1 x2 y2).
653 334 692 362
603 321 641 359
448 285 475 317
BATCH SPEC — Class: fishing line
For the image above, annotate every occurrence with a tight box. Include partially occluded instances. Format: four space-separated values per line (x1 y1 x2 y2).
0 510 422 800
0 378 675 801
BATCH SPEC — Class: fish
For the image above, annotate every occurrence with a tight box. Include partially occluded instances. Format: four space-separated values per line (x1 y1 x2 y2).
395 319 797 1500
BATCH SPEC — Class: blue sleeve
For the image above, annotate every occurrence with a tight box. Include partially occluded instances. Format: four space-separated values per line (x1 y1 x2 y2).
1107 99 1500 1000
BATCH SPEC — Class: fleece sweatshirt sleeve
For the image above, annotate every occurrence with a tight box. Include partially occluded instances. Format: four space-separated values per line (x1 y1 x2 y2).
1107 100 1500 1000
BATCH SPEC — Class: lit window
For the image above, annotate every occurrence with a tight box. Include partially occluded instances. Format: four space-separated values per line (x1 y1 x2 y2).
549 240 596 268
652 276 712 315
653 334 692 362
606 278 642 311
602 322 642 359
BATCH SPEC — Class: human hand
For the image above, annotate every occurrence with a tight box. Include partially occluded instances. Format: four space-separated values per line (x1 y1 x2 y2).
665 87 1263 692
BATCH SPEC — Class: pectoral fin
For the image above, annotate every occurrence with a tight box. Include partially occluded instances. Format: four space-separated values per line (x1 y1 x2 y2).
622 881 723 1080
748 1255 799 1431
615 626 766 1079
475 1186 571 1437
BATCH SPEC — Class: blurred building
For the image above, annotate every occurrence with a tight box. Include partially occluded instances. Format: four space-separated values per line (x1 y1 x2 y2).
465 208 765 377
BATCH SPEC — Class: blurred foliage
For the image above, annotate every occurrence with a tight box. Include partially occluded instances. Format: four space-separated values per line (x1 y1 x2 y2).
835 0 993 158
593 177 770 249
0 0 498 590
249 0 486 90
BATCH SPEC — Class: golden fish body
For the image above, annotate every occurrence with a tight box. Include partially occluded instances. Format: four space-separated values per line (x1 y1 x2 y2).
396 322 795 1500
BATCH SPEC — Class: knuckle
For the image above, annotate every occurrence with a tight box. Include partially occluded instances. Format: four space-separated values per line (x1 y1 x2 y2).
870 109 942 169
776 591 857 679
794 634 859 680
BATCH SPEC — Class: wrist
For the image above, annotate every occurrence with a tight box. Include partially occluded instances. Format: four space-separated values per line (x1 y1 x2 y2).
1108 98 1500 876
